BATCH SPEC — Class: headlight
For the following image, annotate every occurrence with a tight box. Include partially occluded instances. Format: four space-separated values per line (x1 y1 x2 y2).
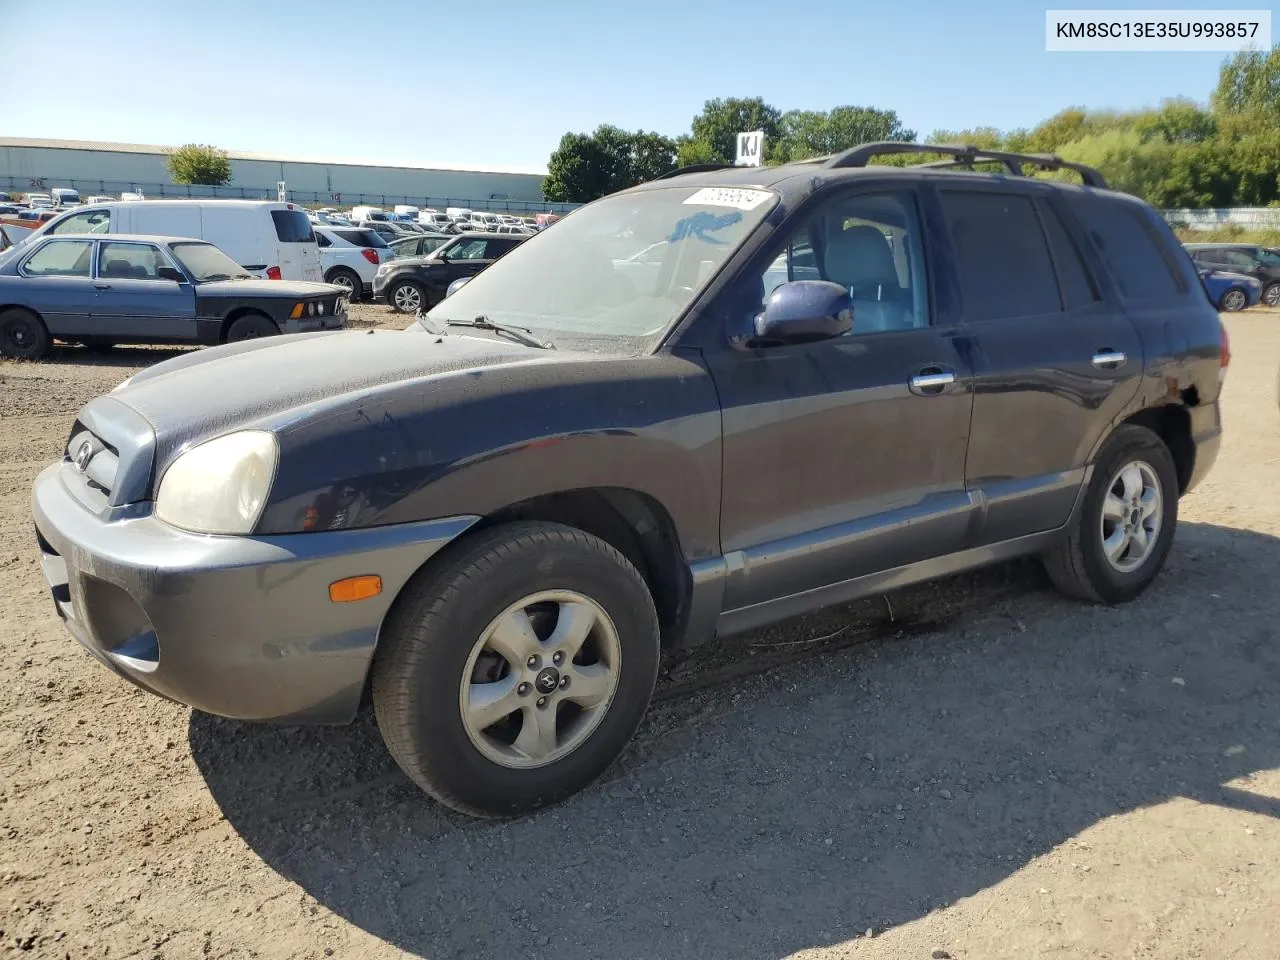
155 431 278 535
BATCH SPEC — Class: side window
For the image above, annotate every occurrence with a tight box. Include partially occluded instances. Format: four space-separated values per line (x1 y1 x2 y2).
750 189 929 335
450 239 488 259
1073 196 1185 301
270 210 314 243
939 190 1060 321
1222 249 1256 270
1037 200 1099 310
23 240 94 277
314 232 331 248
48 209 111 236
98 242 166 280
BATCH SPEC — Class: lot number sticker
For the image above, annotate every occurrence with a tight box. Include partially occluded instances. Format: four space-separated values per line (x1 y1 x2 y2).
683 187 772 211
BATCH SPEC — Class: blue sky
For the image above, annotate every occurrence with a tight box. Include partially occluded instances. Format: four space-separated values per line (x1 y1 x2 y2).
4 0 1254 173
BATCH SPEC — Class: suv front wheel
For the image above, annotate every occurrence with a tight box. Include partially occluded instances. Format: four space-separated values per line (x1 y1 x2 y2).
372 521 661 817
1043 424 1179 603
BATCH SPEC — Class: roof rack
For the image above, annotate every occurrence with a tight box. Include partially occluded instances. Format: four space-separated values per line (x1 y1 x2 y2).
823 141 1108 189
650 163 735 181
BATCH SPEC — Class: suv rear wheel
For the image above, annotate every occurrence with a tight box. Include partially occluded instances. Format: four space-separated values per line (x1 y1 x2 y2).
372 521 660 817
1263 282 1280 308
1042 424 1178 603
325 267 362 301
388 279 426 314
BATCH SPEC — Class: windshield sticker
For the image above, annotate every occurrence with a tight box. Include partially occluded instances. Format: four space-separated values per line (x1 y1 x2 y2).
682 187 772 211
668 210 743 245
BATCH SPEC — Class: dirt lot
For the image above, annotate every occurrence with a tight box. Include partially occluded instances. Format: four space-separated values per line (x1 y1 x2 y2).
2 304 1279 960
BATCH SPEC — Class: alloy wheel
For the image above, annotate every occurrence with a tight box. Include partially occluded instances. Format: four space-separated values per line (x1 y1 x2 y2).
1099 460 1163 573
392 284 422 312
1221 289 1247 312
458 590 621 769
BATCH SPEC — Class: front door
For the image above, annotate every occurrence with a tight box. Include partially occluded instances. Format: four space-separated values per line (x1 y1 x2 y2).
701 186 975 611
92 241 197 340
933 184 1144 544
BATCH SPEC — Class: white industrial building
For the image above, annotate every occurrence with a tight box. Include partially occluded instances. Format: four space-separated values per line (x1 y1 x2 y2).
0 137 565 212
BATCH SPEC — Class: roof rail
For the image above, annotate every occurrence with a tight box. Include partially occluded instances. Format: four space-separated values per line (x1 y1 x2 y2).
650 163 736 181
823 141 1108 189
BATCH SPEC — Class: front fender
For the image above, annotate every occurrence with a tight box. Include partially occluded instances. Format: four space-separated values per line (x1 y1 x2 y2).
257 351 725 562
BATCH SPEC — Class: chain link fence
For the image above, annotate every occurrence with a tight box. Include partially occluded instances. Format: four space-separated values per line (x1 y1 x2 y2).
1 176 579 214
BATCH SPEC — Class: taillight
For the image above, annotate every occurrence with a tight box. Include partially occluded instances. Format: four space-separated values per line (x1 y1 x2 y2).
361 248 379 265
1221 322 1230 367
266 266 282 280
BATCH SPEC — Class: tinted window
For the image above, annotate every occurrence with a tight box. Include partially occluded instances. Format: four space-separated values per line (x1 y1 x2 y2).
270 210 315 243
99 241 167 280
447 239 491 260
1221 249 1256 270
1074 197 1185 301
940 191 1060 320
314 232 331 248
24 239 94 277
333 228 389 248
1037 200 1098 309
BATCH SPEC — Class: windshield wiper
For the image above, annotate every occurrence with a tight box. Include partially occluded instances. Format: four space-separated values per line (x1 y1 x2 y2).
438 315 554 349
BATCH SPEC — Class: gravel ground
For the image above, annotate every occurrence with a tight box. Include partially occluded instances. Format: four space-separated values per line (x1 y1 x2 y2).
2 304 1278 960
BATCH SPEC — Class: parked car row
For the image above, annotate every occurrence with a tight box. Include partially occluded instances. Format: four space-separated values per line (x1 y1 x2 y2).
1184 242 1280 311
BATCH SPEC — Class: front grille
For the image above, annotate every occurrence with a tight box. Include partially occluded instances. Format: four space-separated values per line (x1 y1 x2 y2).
65 425 120 500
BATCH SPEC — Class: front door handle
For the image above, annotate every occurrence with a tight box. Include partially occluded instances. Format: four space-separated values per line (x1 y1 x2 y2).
1092 350 1127 369
94 282 111 290
909 368 956 396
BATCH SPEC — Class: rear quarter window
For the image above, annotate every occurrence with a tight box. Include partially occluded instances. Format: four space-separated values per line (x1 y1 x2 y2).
271 210 315 243
334 229 389 248
1073 196 1187 302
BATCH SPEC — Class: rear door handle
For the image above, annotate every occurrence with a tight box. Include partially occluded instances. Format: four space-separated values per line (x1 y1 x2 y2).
909 368 956 396
1092 350 1127 369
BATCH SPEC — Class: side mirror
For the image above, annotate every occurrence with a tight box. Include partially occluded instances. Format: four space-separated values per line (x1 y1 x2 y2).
157 266 185 283
748 280 853 346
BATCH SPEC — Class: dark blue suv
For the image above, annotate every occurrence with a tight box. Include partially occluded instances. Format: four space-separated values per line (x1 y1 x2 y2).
31 143 1226 818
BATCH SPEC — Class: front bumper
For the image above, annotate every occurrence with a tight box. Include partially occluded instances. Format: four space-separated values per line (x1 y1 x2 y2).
32 462 476 723
282 313 346 334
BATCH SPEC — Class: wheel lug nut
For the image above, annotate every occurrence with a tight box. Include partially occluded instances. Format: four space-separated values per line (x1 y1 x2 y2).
552 651 563 665
526 655 539 669
536 696 548 708
517 682 531 697
559 675 570 689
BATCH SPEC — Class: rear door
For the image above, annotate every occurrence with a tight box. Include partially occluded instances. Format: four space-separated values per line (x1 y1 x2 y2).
92 240 197 340
938 185 1142 544
269 208 322 281
16 238 98 338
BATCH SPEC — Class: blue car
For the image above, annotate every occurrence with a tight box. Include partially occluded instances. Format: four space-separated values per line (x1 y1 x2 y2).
0 233 348 360
1199 267 1262 313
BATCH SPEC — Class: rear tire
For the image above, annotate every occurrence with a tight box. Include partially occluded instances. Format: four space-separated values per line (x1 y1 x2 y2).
1042 424 1178 604
388 279 426 314
0 308 50 360
325 267 362 301
372 521 660 818
225 313 279 342
1263 283 1280 309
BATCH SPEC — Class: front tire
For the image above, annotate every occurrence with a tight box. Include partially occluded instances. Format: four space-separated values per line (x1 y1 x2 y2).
0 308 50 360
225 313 279 342
1263 283 1280 308
1042 424 1178 603
1219 287 1248 312
372 521 660 818
325 267 362 301
388 279 426 314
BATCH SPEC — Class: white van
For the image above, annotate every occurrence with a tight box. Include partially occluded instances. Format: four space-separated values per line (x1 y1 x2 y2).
350 205 387 224
27 200 323 281
51 188 81 207
393 204 420 218
445 207 473 220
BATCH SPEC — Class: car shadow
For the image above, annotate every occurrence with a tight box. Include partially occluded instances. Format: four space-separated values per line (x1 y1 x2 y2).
41 343 195 367
189 520 1280 960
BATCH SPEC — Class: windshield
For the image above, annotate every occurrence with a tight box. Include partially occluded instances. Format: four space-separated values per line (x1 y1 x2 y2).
171 241 249 281
423 185 777 350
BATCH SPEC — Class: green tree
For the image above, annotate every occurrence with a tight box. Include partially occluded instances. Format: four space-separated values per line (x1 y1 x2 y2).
1213 43 1280 121
1134 98 1217 144
542 126 676 203
927 126 1004 150
775 106 915 161
675 136 718 167
688 97 783 163
166 143 232 186
1026 108 1090 152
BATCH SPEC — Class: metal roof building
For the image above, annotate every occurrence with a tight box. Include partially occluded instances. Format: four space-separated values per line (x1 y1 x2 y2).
0 137 564 212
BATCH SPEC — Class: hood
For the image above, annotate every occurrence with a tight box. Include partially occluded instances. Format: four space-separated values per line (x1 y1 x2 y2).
196 278 342 297
114 327 558 466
